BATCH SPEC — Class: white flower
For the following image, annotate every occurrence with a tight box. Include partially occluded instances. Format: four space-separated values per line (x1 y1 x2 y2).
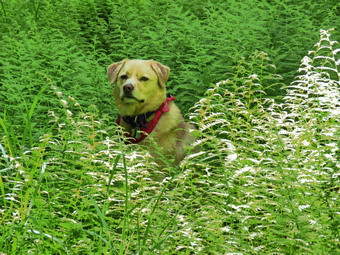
324 154 336 162
68 96 76 101
233 166 255 177
60 99 68 107
66 110 73 116
298 205 310 211
221 227 231 232
302 140 310 146
226 153 237 162
249 74 259 80
309 220 317 225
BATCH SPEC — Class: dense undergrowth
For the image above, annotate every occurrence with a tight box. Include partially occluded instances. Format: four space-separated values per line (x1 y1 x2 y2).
0 0 338 145
1 0 339 254
1 22 339 254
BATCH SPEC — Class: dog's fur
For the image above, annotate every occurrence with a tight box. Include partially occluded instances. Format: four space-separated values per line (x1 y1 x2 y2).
107 59 195 164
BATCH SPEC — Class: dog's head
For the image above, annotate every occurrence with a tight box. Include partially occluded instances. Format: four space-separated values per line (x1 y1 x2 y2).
107 59 170 116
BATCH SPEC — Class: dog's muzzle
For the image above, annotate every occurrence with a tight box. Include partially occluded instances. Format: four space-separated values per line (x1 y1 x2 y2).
121 83 145 103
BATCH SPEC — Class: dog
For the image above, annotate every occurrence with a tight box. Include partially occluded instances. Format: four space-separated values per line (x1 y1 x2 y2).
107 59 195 165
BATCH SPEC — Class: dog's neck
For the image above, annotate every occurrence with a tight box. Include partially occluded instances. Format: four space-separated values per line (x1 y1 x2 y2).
116 95 176 143
120 94 174 128
122 111 156 129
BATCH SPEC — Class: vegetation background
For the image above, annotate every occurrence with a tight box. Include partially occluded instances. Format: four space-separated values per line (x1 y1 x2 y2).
0 0 339 254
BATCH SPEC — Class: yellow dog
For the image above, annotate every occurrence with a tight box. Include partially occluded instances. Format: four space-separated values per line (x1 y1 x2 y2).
107 59 195 164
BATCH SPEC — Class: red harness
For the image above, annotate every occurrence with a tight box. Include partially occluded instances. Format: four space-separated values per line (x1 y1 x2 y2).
116 96 176 143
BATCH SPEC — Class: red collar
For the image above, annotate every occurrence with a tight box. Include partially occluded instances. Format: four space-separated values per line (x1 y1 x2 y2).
117 96 176 143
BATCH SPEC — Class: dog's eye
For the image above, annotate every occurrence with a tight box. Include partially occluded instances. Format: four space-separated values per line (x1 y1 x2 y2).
140 77 149 82
120 74 128 80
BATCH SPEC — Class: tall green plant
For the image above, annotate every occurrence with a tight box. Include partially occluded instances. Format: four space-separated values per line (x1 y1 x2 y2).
1 0 337 113
267 28 339 253
183 29 339 253
0 29 113 146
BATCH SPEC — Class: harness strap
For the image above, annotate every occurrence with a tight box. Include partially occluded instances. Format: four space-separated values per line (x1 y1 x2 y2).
122 111 155 129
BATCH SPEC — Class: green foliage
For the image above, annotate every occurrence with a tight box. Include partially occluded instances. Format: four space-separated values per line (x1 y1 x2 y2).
0 0 339 252
1 28 339 254
0 29 113 151
1 0 338 121
184 28 339 253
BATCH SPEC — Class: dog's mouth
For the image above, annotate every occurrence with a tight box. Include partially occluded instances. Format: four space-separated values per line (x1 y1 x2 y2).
121 94 145 103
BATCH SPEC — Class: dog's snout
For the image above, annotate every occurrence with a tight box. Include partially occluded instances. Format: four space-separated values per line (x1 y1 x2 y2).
123 83 134 93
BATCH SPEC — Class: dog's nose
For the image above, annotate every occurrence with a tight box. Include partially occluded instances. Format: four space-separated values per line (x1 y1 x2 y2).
123 83 134 93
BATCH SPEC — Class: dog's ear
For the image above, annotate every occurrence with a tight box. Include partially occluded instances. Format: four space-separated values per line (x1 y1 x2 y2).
107 60 127 85
150 61 170 88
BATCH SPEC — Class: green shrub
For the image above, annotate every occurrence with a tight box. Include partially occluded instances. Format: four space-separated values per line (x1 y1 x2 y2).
2 0 337 115
0 0 339 253
1 28 338 254
0 29 113 151
183 28 339 254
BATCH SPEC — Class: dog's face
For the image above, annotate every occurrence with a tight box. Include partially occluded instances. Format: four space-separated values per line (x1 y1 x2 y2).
107 59 170 116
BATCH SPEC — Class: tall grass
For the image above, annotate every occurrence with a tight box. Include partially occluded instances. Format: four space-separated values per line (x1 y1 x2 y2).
1 29 338 254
